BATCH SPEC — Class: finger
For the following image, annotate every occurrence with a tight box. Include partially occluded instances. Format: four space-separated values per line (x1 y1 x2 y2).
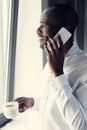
54 34 60 48
14 97 24 101
14 97 24 105
58 35 64 50
19 108 25 113
13 97 20 102
47 40 57 58
44 44 51 56
49 38 59 51
19 106 26 113
46 41 53 53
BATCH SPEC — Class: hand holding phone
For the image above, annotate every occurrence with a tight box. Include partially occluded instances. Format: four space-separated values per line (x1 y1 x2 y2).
44 28 68 77
54 27 72 45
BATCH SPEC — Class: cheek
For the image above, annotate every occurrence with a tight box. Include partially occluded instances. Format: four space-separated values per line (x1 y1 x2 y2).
42 27 51 37
40 37 48 49
42 27 54 38
46 29 55 38
42 36 48 44
43 31 51 38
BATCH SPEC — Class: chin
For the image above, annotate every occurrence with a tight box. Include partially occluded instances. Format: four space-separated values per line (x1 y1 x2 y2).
39 37 48 48
40 43 44 49
39 41 47 49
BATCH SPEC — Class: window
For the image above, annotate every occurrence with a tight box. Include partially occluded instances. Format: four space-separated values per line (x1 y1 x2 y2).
0 0 4 114
0 0 11 116
0 0 42 127
0 0 11 126
14 0 42 98
0 0 19 127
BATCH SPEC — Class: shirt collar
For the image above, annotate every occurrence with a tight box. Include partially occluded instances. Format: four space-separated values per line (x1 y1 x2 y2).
66 41 80 57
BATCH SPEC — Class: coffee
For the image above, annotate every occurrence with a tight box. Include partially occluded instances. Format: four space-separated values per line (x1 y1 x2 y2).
5 104 14 107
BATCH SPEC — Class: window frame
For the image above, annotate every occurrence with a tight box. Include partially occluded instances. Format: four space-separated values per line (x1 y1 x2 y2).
0 0 19 127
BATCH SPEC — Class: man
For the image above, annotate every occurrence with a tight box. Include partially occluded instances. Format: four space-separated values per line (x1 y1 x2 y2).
15 4 87 130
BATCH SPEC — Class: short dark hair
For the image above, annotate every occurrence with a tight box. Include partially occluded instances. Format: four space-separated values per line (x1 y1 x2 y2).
48 4 78 34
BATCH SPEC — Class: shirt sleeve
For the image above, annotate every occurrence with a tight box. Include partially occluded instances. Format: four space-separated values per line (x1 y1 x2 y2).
31 97 41 110
54 74 87 130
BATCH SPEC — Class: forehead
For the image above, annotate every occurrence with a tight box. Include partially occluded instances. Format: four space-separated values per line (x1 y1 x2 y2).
40 9 50 25
40 8 59 27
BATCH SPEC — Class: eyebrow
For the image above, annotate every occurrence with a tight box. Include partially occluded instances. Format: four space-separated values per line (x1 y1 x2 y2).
40 22 50 27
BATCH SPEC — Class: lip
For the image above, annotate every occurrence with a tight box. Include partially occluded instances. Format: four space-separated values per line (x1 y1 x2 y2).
38 35 44 40
38 38 43 41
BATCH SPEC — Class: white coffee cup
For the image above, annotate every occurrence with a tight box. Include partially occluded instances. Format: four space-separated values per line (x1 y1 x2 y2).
3 101 19 119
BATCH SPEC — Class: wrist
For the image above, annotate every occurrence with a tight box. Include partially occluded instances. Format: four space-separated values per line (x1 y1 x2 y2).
29 98 34 108
53 70 64 77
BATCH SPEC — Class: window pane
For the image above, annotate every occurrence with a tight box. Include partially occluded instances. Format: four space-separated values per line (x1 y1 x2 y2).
0 0 11 113
0 3 4 113
14 0 42 98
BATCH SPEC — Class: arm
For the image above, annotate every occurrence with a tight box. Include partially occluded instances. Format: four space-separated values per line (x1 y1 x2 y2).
44 36 87 129
54 74 87 130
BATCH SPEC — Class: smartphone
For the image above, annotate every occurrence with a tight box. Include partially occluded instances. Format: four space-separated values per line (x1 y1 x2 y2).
54 27 72 45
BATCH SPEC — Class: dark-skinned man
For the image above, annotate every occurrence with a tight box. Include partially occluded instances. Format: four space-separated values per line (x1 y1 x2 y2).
14 4 87 130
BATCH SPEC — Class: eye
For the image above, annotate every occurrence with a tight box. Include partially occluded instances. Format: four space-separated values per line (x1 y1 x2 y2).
40 23 49 28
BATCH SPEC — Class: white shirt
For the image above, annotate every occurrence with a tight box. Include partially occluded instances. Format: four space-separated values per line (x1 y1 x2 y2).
33 42 87 130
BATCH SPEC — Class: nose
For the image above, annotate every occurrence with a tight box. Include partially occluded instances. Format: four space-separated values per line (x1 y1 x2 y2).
36 26 42 34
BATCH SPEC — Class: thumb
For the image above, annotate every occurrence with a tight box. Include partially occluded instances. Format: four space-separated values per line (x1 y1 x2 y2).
19 106 27 113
